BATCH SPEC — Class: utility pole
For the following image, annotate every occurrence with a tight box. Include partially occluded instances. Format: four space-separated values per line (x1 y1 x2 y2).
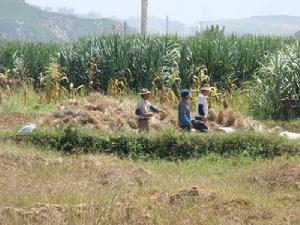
166 15 169 36
141 0 148 35
124 21 127 34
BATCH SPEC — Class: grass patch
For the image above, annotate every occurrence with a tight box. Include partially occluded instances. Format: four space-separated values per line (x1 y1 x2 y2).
0 87 58 113
7 127 300 160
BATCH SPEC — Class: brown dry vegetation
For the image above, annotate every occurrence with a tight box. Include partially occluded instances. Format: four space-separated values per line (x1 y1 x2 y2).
0 93 298 134
41 93 271 133
43 93 177 132
0 142 299 225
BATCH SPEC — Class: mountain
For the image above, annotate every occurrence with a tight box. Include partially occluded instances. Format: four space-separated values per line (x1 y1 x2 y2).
127 15 300 36
295 30 300 37
197 15 300 36
0 0 132 42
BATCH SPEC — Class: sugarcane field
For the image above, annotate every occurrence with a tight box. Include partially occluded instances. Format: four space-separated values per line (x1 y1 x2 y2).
0 0 299 224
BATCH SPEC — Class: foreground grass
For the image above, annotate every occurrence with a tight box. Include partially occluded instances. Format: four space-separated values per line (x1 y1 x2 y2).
0 142 299 225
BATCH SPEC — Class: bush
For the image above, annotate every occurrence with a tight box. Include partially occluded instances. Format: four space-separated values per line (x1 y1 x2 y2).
10 129 300 160
251 46 300 120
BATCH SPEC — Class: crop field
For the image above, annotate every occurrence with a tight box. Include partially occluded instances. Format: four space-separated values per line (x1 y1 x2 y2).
0 32 299 224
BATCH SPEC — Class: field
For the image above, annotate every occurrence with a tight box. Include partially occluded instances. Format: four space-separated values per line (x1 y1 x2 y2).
0 32 299 224
0 142 299 225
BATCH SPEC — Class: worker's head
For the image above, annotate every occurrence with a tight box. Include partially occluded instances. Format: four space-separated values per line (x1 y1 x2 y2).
140 88 151 100
181 89 192 102
200 83 211 96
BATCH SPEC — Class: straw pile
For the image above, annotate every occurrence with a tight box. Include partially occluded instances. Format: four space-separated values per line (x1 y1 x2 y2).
43 93 177 132
44 93 268 133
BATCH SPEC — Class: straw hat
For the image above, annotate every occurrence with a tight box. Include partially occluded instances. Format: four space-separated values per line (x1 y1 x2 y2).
200 84 211 91
140 88 151 95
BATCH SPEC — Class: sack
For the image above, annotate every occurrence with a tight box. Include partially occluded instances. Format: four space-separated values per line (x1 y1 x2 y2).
191 120 208 132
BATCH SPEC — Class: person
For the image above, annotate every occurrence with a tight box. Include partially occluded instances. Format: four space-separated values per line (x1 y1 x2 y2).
135 88 164 132
194 83 211 132
178 89 192 131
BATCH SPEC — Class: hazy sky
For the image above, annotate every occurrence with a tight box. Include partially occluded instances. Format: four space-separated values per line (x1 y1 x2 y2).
25 0 300 23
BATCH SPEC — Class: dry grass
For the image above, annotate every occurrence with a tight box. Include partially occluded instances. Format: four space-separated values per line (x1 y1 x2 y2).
42 93 274 133
43 93 177 133
0 142 299 225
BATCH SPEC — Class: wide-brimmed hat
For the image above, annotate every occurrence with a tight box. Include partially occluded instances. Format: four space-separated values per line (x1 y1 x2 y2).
200 84 211 91
181 89 192 98
140 88 151 95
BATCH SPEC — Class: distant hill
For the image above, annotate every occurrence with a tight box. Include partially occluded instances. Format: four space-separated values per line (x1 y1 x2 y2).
127 15 300 36
197 15 300 36
127 16 190 35
295 30 300 37
0 0 132 42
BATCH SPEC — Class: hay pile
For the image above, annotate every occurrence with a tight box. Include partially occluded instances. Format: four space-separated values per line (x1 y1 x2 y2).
44 93 268 133
43 93 177 132
207 109 266 132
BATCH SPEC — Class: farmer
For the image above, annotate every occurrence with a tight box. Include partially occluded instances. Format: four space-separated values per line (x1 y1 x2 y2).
178 89 192 131
135 88 164 132
194 83 211 132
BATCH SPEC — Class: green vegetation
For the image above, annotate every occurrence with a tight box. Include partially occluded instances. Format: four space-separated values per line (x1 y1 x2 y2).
251 46 300 120
1 32 299 119
0 86 57 113
9 127 299 159
0 34 296 89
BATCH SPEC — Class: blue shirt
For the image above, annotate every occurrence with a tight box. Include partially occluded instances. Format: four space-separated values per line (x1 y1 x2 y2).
178 99 191 127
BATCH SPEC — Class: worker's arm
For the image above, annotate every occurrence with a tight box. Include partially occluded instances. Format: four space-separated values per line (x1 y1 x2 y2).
135 108 143 116
150 105 164 113
150 105 159 113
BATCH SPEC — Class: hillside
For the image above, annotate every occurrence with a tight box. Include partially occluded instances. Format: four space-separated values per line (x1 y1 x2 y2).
0 0 131 42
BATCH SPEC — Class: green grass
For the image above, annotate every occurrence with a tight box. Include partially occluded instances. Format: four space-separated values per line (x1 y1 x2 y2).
0 87 58 113
8 127 300 159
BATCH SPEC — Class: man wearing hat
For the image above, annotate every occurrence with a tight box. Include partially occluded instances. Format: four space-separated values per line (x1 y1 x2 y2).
194 83 211 132
178 89 192 131
135 88 164 132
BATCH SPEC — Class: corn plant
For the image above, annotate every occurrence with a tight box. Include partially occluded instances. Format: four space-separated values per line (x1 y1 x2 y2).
251 45 300 120
42 64 66 102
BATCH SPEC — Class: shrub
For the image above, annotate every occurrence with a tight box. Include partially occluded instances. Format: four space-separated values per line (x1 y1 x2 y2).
10 129 300 160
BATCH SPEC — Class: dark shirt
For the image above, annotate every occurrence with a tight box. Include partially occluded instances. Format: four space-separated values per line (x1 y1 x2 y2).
178 99 191 127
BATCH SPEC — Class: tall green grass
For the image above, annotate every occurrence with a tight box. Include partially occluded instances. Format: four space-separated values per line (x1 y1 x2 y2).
0 34 298 91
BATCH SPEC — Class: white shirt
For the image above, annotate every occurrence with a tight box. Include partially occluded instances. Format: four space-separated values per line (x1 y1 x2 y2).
196 93 208 118
136 98 152 119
